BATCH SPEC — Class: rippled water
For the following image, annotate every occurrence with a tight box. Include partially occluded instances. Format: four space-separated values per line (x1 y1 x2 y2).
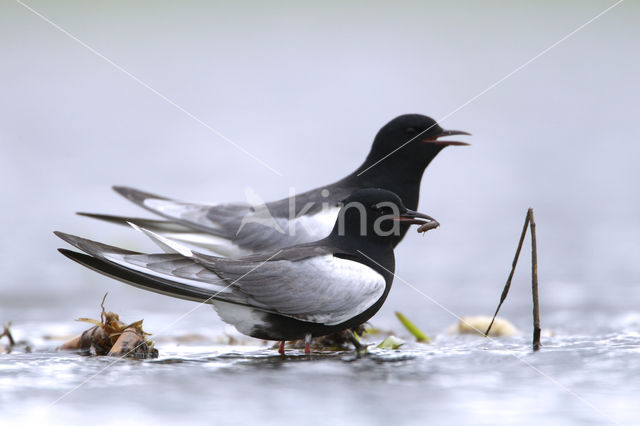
2 316 640 426
2 1 639 425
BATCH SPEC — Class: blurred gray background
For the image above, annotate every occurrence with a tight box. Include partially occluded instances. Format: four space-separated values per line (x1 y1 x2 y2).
1 0 639 334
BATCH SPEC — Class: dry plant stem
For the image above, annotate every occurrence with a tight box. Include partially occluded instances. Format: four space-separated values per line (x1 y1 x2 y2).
1 322 15 346
484 208 542 352
484 211 531 337
529 209 541 351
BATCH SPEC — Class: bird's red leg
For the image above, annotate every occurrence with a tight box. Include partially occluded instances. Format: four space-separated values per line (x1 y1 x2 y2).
278 341 285 355
304 333 311 355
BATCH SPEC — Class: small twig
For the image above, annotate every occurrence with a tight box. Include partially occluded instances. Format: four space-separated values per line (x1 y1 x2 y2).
484 211 530 336
530 209 541 351
1 322 16 346
100 292 108 324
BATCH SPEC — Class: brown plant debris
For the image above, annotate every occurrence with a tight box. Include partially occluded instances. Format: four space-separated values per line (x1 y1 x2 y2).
1 322 16 346
58 293 158 359
0 322 32 354
1 322 16 353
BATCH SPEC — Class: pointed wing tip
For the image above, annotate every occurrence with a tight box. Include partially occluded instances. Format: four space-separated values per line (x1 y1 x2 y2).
76 212 142 229
112 186 169 203
132 223 195 258
57 247 77 257
53 230 72 241
125 220 143 233
112 185 138 201
57 248 90 265
54 231 141 257
54 231 89 250
76 212 106 220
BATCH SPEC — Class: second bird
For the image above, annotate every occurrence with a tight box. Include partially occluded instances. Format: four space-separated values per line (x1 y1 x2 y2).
81 114 470 256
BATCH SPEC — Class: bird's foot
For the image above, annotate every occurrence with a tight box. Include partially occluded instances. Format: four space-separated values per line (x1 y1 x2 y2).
278 340 285 355
348 329 367 356
304 333 311 355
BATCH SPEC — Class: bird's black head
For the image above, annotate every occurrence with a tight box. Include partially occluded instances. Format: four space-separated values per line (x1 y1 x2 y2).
358 114 470 178
329 188 438 247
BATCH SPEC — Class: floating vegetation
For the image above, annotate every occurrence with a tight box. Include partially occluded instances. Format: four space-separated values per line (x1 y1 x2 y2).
376 336 404 350
448 316 518 337
395 312 430 343
58 294 158 359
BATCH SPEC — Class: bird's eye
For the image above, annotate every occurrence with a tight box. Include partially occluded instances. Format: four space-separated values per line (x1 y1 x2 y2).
406 127 416 134
376 205 394 216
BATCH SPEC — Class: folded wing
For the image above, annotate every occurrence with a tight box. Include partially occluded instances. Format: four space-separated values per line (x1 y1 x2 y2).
55 232 385 326
102 186 338 255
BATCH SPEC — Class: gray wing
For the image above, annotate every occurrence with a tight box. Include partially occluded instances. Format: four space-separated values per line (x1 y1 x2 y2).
112 186 251 237
196 252 386 326
112 186 348 254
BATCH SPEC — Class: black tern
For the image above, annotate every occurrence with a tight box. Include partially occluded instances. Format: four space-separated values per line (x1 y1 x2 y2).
57 189 438 354
79 114 468 257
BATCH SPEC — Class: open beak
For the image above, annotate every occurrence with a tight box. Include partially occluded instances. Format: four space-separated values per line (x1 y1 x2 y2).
423 129 471 146
394 209 439 227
